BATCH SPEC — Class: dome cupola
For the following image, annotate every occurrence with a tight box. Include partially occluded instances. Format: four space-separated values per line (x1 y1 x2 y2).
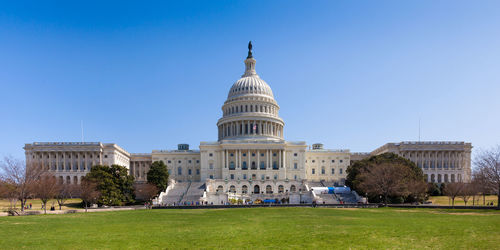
217 42 284 141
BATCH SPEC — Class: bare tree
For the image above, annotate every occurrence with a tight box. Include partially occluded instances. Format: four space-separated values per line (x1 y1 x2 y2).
134 183 159 204
34 174 59 214
0 157 43 212
358 163 411 205
458 183 473 206
474 145 500 208
444 182 463 207
79 179 100 212
56 183 77 210
407 178 428 203
472 168 491 205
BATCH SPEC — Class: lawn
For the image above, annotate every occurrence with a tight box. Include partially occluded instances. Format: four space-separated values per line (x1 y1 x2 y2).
0 198 83 211
429 195 498 206
0 207 499 249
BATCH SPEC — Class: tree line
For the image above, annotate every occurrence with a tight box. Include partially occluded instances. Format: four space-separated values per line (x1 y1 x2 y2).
346 145 500 208
0 157 170 214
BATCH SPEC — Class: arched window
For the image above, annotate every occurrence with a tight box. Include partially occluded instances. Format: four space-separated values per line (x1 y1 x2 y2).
266 185 273 194
451 174 455 182
251 161 256 170
254 185 260 194
431 174 435 182
242 185 248 194
278 185 284 193
437 174 442 183
217 185 224 193
242 161 247 170
230 185 236 193
66 176 71 184
444 174 448 183
73 176 78 185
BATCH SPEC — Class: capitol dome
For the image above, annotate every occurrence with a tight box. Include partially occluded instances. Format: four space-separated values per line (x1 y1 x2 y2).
217 42 284 141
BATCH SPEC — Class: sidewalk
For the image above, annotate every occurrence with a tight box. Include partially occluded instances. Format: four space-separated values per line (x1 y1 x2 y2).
0 205 146 216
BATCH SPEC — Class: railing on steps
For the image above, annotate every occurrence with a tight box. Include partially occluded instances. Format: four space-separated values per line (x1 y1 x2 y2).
178 181 192 204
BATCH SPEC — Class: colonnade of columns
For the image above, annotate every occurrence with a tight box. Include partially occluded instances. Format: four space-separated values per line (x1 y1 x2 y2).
29 151 102 172
401 150 468 183
220 149 286 170
403 151 465 170
218 120 283 140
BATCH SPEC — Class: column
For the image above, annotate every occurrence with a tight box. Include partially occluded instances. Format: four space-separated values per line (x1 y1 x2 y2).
267 150 270 169
56 152 60 172
225 150 228 168
283 149 286 169
221 150 224 169
278 150 281 169
248 149 250 169
257 150 260 169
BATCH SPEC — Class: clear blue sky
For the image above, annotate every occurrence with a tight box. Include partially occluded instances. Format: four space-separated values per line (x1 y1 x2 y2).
1 1 499 160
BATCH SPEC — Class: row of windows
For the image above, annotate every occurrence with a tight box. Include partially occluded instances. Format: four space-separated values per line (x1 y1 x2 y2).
307 159 344 163
224 104 277 116
35 154 102 159
224 173 300 181
165 159 200 164
217 184 298 194
176 168 200 176
311 168 343 175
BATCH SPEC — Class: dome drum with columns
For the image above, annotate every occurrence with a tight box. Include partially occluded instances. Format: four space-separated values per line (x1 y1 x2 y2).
217 42 284 141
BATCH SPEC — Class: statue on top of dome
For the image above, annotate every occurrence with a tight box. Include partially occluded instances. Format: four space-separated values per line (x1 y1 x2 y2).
247 41 253 59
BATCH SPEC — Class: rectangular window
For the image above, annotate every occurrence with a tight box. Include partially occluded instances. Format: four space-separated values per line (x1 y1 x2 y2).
340 160 343 163
209 175 213 179
230 174 234 180
209 163 214 169
196 169 200 175
294 153 297 157
188 169 192 175
331 168 335 174
312 169 315 174
331 160 335 163
243 174 247 180
340 168 343 174
294 163 298 169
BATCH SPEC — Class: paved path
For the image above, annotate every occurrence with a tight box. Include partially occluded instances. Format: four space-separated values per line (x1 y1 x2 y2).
0 205 146 216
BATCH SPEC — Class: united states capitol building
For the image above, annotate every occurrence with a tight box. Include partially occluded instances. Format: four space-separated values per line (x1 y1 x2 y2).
24 43 472 204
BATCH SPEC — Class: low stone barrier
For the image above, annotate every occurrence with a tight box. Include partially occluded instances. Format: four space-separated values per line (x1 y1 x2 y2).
153 203 380 209
387 204 500 210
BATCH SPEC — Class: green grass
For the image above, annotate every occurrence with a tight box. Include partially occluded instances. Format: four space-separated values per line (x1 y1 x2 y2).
0 207 499 249
429 195 498 206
